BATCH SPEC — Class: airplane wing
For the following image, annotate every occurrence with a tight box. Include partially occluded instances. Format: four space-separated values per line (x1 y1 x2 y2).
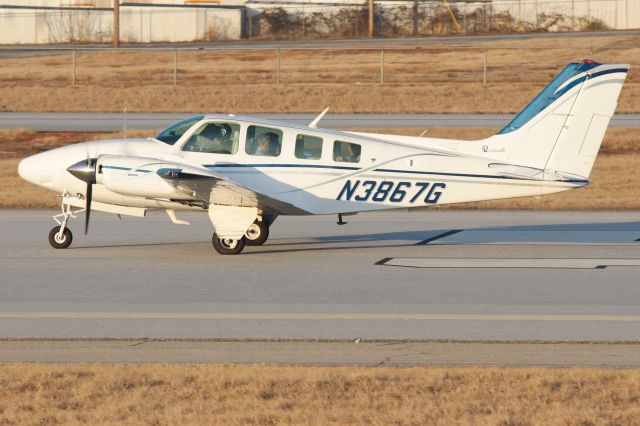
156 166 308 216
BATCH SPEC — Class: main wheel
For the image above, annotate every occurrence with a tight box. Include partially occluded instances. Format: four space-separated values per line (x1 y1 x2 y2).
48 226 73 249
244 220 269 246
212 233 246 255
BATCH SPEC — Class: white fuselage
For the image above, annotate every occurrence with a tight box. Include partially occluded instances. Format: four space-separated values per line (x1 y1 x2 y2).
18 114 584 216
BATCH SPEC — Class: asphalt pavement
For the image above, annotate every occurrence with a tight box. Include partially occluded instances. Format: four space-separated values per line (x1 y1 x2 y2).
2 340 640 366
2 209 639 342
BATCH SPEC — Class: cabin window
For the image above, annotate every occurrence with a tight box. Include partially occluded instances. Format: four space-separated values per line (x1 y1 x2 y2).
295 134 323 160
246 126 283 157
182 122 240 154
333 141 361 163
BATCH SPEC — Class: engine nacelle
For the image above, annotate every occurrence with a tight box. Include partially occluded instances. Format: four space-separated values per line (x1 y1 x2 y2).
96 155 197 200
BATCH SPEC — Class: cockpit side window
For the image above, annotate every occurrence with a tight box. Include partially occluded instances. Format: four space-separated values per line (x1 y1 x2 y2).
246 125 283 157
182 122 240 154
333 141 361 163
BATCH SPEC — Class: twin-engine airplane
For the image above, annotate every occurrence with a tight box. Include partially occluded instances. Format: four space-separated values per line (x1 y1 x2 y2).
19 60 628 254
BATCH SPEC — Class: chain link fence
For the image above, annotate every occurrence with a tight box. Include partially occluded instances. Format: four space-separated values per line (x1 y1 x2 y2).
0 44 636 88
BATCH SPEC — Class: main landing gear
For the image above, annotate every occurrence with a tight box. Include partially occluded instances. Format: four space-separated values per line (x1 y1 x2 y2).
244 219 269 246
48 195 83 249
212 233 246 255
211 216 275 255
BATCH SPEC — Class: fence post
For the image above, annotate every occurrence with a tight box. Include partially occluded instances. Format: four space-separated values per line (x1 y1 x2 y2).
173 49 177 86
482 48 487 86
276 48 281 84
412 0 418 36
380 48 384 84
71 49 77 86
368 0 374 37
113 0 120 49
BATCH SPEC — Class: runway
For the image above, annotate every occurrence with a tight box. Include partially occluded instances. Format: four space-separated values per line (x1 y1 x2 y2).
3 340 640 367
1 112 639 132
2 209 639 342
0 30 637 56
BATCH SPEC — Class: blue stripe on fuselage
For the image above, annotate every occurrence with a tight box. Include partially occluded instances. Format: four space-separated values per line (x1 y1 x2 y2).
205 164 588 184
99 164 587 184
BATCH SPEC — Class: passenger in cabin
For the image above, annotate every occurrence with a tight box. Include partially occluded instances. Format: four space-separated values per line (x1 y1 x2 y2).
335 142 361 163
254 132 279 156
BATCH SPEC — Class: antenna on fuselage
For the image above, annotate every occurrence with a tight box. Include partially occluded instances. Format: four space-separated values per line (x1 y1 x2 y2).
419 129 428 137
336 212 357 225
309 107 330 129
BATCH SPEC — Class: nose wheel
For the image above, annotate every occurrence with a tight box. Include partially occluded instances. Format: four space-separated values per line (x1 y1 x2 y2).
244 220 269 246
49 226 73 249
212 233 246 255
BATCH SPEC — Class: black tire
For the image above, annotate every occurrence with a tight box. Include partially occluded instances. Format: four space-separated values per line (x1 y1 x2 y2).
245 220 269 246
48 226 73 249
212 233 246 255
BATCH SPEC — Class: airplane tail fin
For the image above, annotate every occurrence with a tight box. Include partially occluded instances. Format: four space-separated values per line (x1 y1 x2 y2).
494 60 629 179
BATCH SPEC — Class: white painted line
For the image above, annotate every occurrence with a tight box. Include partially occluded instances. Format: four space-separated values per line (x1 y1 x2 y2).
1 312 640 322
384 258 640 269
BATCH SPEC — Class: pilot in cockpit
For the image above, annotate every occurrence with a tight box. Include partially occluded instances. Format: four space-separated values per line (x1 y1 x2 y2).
201 124 232 154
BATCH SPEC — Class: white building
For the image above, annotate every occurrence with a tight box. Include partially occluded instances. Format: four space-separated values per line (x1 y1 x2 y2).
0 0 245 43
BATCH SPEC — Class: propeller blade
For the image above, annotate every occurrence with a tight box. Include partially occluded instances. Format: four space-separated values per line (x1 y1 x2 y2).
66 157 97 235
85 181 92 235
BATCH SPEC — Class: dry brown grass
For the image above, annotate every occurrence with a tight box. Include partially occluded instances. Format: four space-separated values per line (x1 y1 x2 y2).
0 34 638 113
0 159 57 208
0 364 638 425
4 127 639 209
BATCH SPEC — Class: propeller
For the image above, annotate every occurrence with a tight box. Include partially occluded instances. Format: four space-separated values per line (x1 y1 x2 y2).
66 157 97 235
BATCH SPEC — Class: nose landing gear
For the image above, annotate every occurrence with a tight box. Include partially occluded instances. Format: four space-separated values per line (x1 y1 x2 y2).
48 194 83 249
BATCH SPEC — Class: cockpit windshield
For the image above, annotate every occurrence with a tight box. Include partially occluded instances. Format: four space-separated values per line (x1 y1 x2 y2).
155 115 204 145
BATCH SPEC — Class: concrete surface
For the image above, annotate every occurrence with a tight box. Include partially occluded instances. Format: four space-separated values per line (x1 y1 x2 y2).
1 209 639 342
2 340 640 367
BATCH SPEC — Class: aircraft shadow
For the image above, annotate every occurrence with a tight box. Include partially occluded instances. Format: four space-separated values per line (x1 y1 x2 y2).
65 218 640 253
245 220 640 255
69 241 208 250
